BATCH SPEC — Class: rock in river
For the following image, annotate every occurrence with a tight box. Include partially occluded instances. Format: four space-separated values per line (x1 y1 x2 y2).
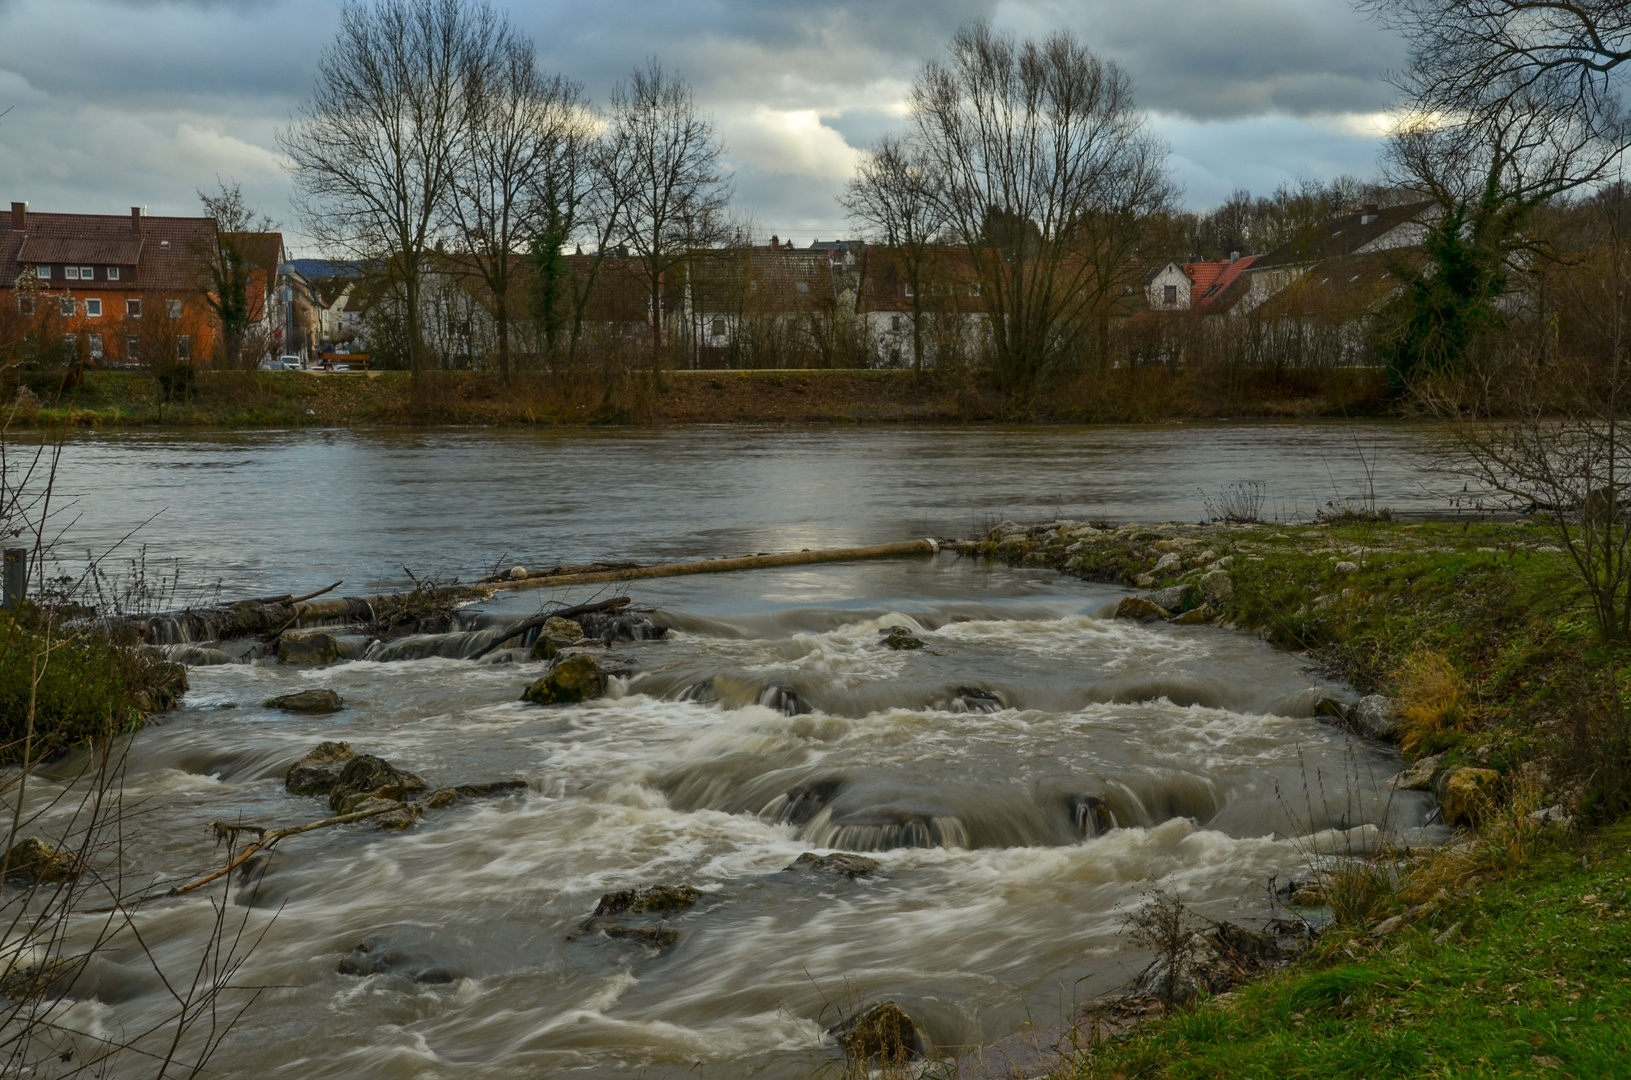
266 688 344 714
880 626 924 650
277 631 342 667
592 884 700 917
1346 694 1399 740
830 1000 923 1065
286 741 356 795
1387 752 1444 792
787 852 878 878
3 837 79 883
328 754 428 815
522 654 608 705
1437 766 1501 826
1114 596 1171 622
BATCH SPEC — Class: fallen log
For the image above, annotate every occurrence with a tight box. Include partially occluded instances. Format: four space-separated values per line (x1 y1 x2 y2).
467 595 632 661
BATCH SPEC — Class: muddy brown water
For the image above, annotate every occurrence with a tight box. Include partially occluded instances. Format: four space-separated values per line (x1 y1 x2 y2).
13 424 1456 1077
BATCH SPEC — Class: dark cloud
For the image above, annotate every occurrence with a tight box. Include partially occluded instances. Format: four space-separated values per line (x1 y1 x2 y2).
0 0 1410 249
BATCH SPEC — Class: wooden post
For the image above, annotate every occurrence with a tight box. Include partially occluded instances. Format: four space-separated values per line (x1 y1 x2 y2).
2 548 25 612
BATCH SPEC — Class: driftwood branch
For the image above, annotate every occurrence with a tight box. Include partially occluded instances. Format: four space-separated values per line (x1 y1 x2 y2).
250 581 342 606
468 596 632 660
75 800 413 914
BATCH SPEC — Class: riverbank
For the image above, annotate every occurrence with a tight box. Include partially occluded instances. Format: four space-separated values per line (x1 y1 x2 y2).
6 366 1391 428
959 517 1630 1078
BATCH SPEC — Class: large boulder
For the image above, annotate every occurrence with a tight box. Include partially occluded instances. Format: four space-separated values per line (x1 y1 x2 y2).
522 655 608 705
3 838 78 883
133 661 189 713
881 626 924 650
277 631 342 667
266 688 344 714
1114 596 1171 622
830 1001 923 1065
286 741 356 794
541 616 584 640
327 754 428 814
1437 766 1501 826
1149 584 1200 614
1200 569 1234 603
1346 695 1400 740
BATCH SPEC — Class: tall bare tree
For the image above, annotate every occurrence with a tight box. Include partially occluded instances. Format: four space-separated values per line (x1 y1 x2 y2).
281 0 503 389
601 59 732 377
197 180 278 370
445 33 586 378
909 23 1173 401
842 134 947 374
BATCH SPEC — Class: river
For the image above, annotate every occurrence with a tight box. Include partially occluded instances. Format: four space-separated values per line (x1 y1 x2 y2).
16 423 1454 1078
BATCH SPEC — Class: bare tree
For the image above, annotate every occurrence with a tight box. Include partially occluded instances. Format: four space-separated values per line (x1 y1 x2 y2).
908 23 1173 403
601 59 733 378
197 180 279 370
281 0 503 391
1364 0 1631 156
842 135 947 374
444 31 586 378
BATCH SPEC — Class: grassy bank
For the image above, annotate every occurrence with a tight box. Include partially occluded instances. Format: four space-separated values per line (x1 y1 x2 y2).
961 518 1630 1077
5 365 1392 429
0 611 185 765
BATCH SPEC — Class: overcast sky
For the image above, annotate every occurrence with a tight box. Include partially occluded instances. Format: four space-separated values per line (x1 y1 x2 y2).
0 0 1407 255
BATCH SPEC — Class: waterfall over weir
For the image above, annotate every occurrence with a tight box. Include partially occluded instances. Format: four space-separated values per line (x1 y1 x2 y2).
63 562 1445 1080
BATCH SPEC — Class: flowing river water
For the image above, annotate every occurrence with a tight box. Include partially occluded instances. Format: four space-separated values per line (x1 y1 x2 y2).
16 423 1459 1077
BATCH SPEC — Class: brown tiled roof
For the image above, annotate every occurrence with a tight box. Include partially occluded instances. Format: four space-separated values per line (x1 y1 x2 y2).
1253 201 1433 269
0 208 217 291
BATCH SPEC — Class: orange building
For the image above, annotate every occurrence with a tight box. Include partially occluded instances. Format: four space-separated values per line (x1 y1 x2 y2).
0 201 218 366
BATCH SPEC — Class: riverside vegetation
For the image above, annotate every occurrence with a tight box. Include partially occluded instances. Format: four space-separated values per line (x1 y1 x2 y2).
957 516 1631 1078
0 365 1392 430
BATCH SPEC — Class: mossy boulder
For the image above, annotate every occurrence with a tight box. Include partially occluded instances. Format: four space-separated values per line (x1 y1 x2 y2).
132 661 188 713
1438 766 1501 826
591 884 700 917
788 852 878 878
3 837 78 883
881 627 924 650
522 654 607 705
831 1000 923 1065
1114 596 1171 622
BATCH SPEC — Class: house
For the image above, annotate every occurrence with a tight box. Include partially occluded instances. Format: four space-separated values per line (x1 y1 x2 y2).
279 259 378 360
1235 201 1434 317
0 200 218 366
222 231 287 357
854 243 988 367
1144 255 1260 314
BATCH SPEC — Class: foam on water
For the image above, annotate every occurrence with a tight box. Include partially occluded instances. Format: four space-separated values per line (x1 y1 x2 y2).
14 564 1445 1078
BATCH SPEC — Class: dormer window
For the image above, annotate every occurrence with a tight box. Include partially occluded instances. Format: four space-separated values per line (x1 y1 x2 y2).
108 267 121 281
1163 284 1178 305
35 265 50 279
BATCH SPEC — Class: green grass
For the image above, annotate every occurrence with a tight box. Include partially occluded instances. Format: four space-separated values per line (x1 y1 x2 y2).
1059 823 1631 1079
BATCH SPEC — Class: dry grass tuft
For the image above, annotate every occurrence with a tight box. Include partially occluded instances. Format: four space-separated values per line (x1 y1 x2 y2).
1395 651 1468 753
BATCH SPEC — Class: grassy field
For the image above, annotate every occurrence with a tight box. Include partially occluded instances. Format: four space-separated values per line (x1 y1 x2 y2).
4 364 1391 429
967 517 1631 1079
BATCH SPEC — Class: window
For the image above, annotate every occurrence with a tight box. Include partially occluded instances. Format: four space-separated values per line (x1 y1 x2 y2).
61 334 77 356
17 297 33 316
126 335 139 362
903 283 914 297
35 265 50 279
126 298 142 318
165 299 182 319
890 315 903 332
85 299 102 317
88 333 103 360
79 266 92 280
177 335 192 362
968 282 981 296
710 317 725 337
1162 284 1178 305
107 267 120 281
59 298 75 317
64 267 80 280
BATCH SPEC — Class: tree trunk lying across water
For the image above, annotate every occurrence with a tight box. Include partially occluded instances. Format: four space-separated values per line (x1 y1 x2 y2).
127 539 942 644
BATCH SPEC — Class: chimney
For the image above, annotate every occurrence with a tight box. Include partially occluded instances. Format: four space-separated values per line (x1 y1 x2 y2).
1229 250 1240 263
769 234 779 249
1360 202 1379 225
131 206 143 235
9 202 24 231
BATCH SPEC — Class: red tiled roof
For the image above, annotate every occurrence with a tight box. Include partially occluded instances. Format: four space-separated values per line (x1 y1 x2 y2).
1192 255 1258 308
0 208 217 292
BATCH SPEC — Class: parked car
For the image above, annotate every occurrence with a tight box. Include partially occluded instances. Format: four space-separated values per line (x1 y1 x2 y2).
279 356 303 371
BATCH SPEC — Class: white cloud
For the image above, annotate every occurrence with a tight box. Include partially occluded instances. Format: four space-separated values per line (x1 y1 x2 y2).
722 107 862 179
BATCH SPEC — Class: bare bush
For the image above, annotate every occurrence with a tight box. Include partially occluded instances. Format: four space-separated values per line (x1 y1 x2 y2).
1202 481 1266 524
